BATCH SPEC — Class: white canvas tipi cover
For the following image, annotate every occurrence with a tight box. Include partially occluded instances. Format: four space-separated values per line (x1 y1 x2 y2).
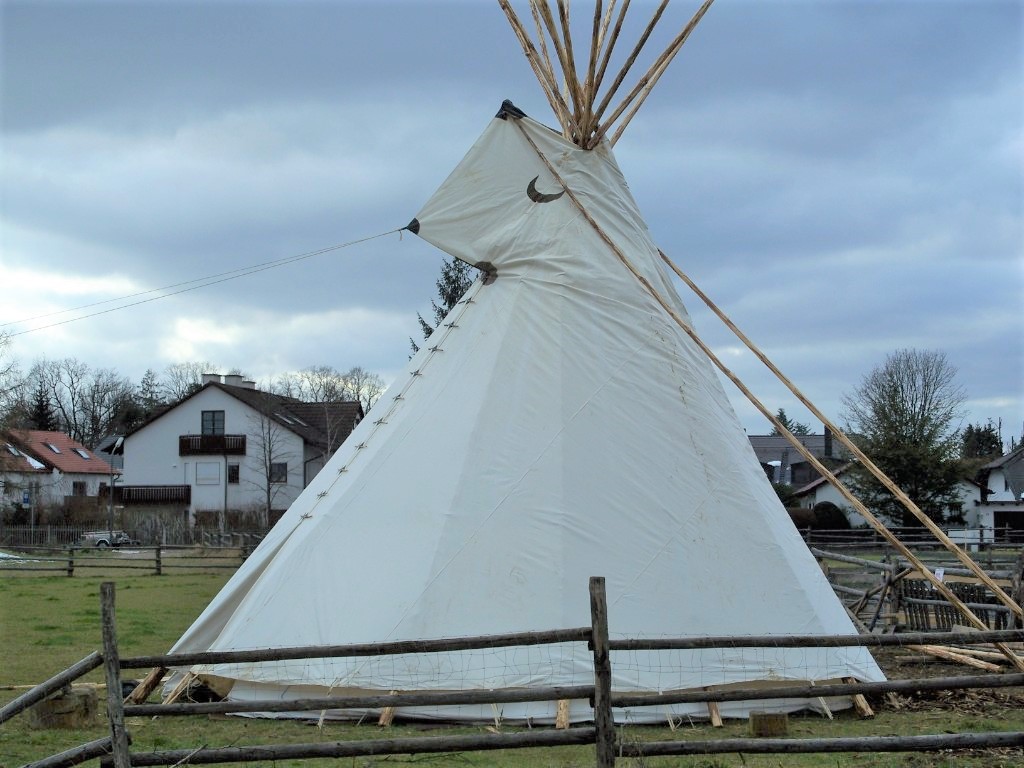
168 106 883 722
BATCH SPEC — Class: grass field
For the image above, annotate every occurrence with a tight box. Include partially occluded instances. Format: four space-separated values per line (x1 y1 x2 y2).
2 567 1023 768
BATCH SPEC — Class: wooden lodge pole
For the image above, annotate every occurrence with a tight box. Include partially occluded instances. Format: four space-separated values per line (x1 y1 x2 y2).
659 249 1024 624
511 115 1022 666
99 582 131 768
589 576 616 768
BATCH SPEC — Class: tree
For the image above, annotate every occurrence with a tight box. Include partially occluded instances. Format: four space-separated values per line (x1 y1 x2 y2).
246 396 296 529
298 365 347 402
271 364 385 414
772 482 798 507
962 421 1003 461
0 332 24 430
341 366 385 413
769 408 812 436
162 361 220 402
31 358 135 446
28 380 58 431
841 349 967 526
410 257 477 354
138 368 165 417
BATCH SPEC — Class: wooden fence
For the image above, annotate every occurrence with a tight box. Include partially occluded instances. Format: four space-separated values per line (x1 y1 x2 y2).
814 547 1024 634
0 545 251 576
0 525 268 549
801 527 1024 548
5 578 1024 767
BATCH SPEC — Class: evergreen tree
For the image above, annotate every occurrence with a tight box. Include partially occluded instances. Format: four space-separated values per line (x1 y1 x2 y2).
410 257 477 354
138 368 165 417
769 408 812 436
961 421 1003 461
28 380 57 431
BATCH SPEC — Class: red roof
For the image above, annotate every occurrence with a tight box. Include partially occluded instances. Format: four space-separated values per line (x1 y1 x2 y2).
6 430 116 475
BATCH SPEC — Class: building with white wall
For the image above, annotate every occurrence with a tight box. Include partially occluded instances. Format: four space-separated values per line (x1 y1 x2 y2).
1 430 116 515
120 375 362 523
973 446 1024 534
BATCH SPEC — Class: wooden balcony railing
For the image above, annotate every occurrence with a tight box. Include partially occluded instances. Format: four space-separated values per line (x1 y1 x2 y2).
99 485 192 505
178 434 246 456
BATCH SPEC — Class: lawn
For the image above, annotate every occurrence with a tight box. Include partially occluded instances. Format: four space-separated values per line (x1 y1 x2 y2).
2 568 1023 768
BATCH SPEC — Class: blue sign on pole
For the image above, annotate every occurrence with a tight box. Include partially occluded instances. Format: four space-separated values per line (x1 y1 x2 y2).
22 490 30 505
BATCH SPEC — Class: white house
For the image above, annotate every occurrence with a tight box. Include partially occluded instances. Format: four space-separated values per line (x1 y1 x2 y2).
1 430 116 515
120 374 363 523
748 430 847 488
973 446 1024 535
791 464 867 525
793 452 1024 536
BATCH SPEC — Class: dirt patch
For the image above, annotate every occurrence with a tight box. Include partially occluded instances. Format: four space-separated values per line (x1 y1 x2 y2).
871 647 1024 714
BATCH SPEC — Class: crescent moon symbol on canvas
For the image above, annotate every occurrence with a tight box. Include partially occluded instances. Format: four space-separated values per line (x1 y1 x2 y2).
526 176 565 203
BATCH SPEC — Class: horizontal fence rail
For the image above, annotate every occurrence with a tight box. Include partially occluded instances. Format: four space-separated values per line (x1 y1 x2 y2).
608 629 1024 651
126 685 597 717
611 671 1024 708
13 578 1024 768
0 545 251 576
0 526 267 549
21 736 116 768
0 653 103 725
116 729 599 767
120 627 594 669
619 731 1024 757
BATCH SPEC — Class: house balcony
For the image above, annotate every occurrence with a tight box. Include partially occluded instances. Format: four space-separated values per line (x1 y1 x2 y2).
100 485 192 505
178 434 247 456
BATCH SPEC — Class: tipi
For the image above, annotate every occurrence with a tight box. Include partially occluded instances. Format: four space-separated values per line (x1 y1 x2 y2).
166 1 885 722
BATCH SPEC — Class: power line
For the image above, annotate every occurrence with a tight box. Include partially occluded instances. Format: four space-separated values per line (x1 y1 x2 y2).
5 228 402 338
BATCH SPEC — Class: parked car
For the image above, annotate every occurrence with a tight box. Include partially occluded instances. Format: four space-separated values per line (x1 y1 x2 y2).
80 530 137 548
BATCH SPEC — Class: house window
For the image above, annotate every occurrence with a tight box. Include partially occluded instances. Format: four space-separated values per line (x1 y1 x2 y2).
227 464 239 484
202 410 225 435
196 462 221 485
72 481 86 496
45 442 62 454
74 448 91 459
269 462 288 484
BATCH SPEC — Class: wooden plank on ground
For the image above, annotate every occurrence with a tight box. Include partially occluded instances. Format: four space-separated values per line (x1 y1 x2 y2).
843 677 874 717
701 687 722 727
161 672 196 705
378 691 398 727
555 698 570 729
906 645 1002 671
125 666 167 704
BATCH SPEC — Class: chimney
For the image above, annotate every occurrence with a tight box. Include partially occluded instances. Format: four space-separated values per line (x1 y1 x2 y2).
242 380 257 390
224 375 245 388
201 373 222 385
824 426 833 459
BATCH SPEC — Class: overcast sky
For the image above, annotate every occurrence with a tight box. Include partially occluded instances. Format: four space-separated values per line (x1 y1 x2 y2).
2 0 1021 442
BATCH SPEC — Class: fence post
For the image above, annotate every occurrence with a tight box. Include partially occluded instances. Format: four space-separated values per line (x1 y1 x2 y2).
100 582 132 768
589 576 616 768
67 548 74 578
155 545 162 576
